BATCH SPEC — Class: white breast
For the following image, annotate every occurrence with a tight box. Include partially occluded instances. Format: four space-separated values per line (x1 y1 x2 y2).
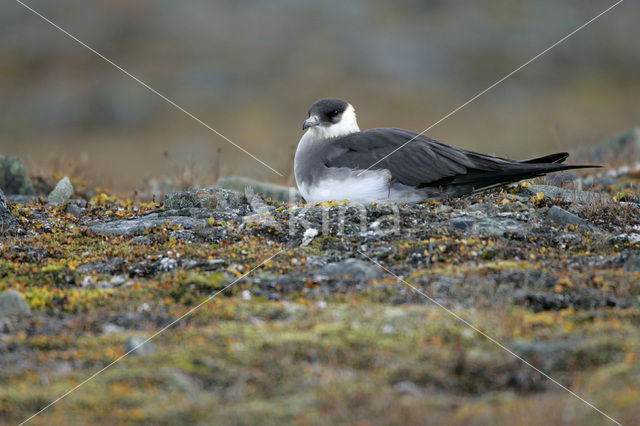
300 170 390 204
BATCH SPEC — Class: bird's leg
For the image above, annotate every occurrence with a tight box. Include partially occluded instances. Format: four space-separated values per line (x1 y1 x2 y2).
387 175 391 199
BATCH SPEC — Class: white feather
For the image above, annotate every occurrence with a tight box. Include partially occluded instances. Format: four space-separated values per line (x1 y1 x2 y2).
296 103 427 203
300 169 425 204
307 104 359 139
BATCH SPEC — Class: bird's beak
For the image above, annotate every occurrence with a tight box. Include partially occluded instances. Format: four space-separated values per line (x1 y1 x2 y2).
302 115 320 130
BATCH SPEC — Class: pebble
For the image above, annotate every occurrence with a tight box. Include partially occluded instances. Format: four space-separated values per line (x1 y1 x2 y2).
47 176 74 205
0 290 31 317
126 336 155 355
547 206 594 229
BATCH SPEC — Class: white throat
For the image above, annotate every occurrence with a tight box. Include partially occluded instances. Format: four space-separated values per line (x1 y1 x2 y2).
309 104 360 139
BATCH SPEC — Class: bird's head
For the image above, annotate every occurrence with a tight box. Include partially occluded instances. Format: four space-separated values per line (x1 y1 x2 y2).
302 98 360 139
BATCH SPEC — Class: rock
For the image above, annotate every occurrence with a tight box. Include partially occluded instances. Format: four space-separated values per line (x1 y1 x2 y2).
0 290 31 317
88 214 209 236
609 233 640 245
47 176 74 205
573 127 640 163
543 171 580 189
126 336 155 355
582 176 619 189
109 274 130 287
0 188 19 233
300 228 318 246
6 195 37 204
0 156 34 195
215 176 301 202
154 257 178 272
315 259 382 282
449 216 525 236
64 203 84 216
102 323 126 335
77 258 126 275
449 217 476 232
182 258 227 271
394 381 423 395
8 245 49 262
520 185 608 204
131 236 153 245
164 186 247 210
622 254 640 272
547 206 594 229
474 217 525 236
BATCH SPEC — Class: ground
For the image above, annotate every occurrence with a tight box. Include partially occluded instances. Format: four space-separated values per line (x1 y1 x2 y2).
1 170 639 425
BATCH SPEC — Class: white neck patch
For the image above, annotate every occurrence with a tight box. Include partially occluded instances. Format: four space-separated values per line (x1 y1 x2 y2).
309 104 360 139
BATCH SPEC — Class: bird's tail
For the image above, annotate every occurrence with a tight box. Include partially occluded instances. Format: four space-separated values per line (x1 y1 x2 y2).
519 152 601 170
520 152 569 164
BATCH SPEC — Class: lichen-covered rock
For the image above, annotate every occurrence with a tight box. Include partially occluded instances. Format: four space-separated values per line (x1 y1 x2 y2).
315 259 382 282
216 176 300 202
520 184 608 204
573 127 640 163
0 290 31 317
449 215 526 236
164 186 248 210
0 156 34 195
77 258 127 275
0 188 19 233
88 214 209 236
47 176 74 205
547 206 595 229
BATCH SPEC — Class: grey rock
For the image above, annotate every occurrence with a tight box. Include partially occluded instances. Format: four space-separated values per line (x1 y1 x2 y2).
573 127 640 163
394 381 423 395
47 176 74 205
474 217 525 236
520 185 608 204
547 206 594 229
164 186 247 210
315 259 382 282
622 254 640 272
88 214 209 236
0 290 31 317
102 323 126 335
64 204 85 216
8 245 49 262
449 217 476 232
543 171 579 188
0 188 19 233
77 258 126 275
609 233 640 245
6 195 37 204
126 336 155 355
582 176 619 189
109 274 130 287
216 176 301 202
0 156 34 195
154 257 178 272
182 258 227 271
449 215 525 236
131 235 153 245
300 228 318 246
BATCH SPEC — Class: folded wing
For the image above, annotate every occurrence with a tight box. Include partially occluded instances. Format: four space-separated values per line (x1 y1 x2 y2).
324 128 592 191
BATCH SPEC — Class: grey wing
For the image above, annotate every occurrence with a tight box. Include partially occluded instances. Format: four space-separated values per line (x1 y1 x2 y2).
324 128 511 187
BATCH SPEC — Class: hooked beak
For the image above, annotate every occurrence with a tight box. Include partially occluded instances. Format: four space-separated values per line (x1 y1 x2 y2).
302 115 320 130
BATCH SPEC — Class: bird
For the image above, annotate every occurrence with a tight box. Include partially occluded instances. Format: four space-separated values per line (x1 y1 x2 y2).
294 97 599 204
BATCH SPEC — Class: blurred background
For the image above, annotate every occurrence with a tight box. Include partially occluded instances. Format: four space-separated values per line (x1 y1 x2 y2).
1 0 638 197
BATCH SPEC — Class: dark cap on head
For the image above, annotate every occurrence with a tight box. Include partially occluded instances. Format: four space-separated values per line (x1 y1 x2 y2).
304 98 349 129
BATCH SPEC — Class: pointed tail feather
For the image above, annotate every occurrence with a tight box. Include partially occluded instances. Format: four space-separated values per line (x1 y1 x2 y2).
520 152 569 164
445 162 601 188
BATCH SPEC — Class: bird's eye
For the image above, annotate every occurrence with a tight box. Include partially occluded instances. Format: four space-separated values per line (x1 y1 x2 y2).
328 110 339 118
